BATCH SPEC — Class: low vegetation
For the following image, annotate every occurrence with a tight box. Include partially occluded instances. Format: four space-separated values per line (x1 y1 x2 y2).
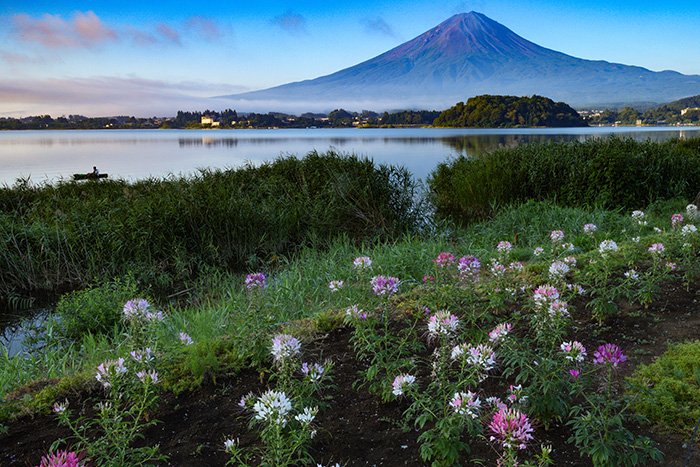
429 137 700 223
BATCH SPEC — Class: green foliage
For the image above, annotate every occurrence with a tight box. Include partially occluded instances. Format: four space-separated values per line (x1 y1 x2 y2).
429 137 700 223
54 276 143 339
434 95 586 128
0 152 422 298
627 341 700 434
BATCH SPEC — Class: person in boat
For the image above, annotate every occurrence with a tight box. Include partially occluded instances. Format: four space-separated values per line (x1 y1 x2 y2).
90 166 100 177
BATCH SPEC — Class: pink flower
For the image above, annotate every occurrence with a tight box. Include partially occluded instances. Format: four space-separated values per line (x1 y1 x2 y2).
496 241 513 254
392 374 416 396
488 408 534 451
532 285 559 307
427 310 459 337
593 343 627 367
244 272 267 290
648 243 665 254
449 391 481 418
671 213 684 228
550 230 565 243
422 274 435 283
560 341 587 362
433 251 456 267
489 323 513 344
569 369 581 379
35 450 86 467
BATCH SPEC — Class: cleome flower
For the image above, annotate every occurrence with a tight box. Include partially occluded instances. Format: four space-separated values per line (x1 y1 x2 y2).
598 239 619 254
129 347 154 363
548 260 570 281
593 343 627 367
457 255 481 277
392 374 416 396
547 300 570 318
560 341 587 363
345 304 368 321
488 407 534 451
244 272 267 290
52 400 68 414
648 243 665 255
36 450 86 467
179 332 194 346
294 406 318 425
631 210 647 225
253 390 293 426
583 223 598 234
533 247 544 256
496 241 513 254
681 224 698 237
95 358 127 389
449 391 481 418
624 269 640 281
671 213 684 228
488 323 513 344
353 256 372 269
370 275 399 296
301 362 325 383
427 310 460 338
271 334 301 362
223 438 238 453
433 251 456 268
550 230 565 243
506 384 528 406
123 298 163 323
532 285 559 308
328 280 344 292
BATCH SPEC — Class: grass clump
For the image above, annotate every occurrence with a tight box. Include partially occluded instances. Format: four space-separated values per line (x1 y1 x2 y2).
627 341 700 434
0 151 422 299
429 137 700 223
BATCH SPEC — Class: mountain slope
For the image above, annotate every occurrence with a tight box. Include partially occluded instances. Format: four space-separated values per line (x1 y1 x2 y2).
225 12 700 110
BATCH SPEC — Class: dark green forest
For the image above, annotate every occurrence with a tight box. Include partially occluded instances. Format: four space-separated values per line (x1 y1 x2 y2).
433 95 587 128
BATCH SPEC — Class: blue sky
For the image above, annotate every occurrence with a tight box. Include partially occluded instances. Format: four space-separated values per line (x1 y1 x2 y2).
1 1 699 116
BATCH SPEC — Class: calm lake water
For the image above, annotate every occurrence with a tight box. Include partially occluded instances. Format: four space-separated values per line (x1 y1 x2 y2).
2 126 700 185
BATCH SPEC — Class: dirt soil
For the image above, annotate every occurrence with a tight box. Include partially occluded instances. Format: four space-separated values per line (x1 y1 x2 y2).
2 281 700 466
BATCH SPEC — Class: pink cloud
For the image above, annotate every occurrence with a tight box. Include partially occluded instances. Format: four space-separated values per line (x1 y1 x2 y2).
12 11 118 48
156 23 181 45
186 16 223 41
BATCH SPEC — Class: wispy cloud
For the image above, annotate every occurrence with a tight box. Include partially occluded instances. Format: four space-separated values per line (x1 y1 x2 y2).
271 11 307 35
0 77 250 117
362 17 397 38
186 16 223 41
0 50 44 65
156 24 181 45
12 11 118 48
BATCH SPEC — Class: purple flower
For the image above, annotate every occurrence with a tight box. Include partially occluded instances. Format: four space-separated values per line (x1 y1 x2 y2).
345 304 367 320
488 408 534 451
457 255 481 277
496 241 513 254
488 323 513 344
271 334 301 362
427 310 459 337
593 343 627 367
370 275 399 296
569 369 581 379
244 272 267 290
583 223 598 234
95 358 127 389
179 332 193 346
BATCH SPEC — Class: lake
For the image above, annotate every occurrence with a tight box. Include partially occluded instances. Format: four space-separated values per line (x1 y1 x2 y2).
2 126 700 185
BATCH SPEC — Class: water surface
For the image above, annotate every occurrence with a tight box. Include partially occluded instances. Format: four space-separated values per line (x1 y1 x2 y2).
2 127 700 185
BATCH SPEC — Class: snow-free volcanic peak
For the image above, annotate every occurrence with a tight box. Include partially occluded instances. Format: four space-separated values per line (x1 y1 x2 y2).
223 12 700 111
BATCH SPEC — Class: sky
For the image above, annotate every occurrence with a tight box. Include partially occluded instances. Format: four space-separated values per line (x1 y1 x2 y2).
1 1 699 117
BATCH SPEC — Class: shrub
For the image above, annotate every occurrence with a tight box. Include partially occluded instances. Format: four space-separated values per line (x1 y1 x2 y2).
627 340 700 434
54 277 143 338
428 137 700 224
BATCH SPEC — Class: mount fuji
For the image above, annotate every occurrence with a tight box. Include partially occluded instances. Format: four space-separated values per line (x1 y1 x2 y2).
223 12 700 110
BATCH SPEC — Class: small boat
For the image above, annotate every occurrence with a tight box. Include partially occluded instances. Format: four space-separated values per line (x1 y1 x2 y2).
73 173 108 181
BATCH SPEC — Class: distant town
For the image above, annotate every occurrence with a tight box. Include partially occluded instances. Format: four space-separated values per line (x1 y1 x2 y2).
1 94 699 130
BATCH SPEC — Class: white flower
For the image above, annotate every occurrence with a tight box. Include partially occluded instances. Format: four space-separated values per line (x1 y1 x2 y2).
624 269 639 281
631 210 647 225
533 247 544 256
328 280 344 292
294 406 318 425
598 239 619 254
583 223 597 234
353 256 372 269
427 310 459 337
548 261 570 280
449 391 481 418
223 438 238 453
253 390 293 426
271 334 301 362
392 374 416 396
179 332 193 345
681 224 697 237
